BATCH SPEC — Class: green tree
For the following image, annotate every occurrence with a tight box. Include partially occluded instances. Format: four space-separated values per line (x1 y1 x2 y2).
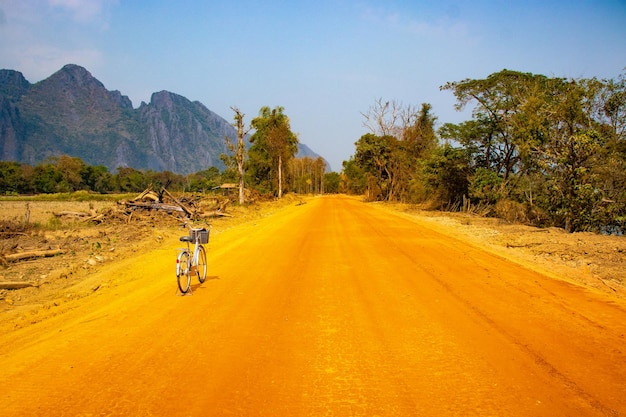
354 133 398 201
540 130 601 232
246 142 272 194
403 103 438 160
55 155 86 191
533 79 604 232
249 106 298 198
401 103 438 202
187 167 221 192
469 167 503 204
114 167 149 192
0 161 32 194
81 164 113 193
356 99 438 202
146 170 186 192
324 171 341 194
594 71 626 232
419 144 471 208
441 70 550 182
32 162 62 193
341 157 367 195
441 69 626 232
600 70 626 142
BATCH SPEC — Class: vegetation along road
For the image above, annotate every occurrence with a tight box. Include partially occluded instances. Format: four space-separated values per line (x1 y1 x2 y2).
1 195 625 416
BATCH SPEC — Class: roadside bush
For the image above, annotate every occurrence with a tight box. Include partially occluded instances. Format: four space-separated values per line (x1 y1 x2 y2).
469 168 503 205
494 199 529 224
493 199 553 227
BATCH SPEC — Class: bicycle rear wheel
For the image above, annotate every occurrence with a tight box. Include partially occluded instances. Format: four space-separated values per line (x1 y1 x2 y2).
177 250 191 293
197 245 207 283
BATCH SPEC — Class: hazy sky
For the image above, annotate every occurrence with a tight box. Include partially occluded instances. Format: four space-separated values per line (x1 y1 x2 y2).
1 0 625 171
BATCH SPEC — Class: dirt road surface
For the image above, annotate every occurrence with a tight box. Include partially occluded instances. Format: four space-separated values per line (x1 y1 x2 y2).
1 195 625 416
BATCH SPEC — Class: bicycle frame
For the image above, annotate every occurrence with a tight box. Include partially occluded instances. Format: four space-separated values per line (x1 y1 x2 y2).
176 222 209 294
176 240 197 276
187 235 202 275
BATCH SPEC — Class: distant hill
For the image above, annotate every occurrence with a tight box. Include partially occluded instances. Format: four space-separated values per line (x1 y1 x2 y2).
0 64 327 174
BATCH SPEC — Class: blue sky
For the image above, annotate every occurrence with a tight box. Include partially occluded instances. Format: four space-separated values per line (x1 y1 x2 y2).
1 0 625 171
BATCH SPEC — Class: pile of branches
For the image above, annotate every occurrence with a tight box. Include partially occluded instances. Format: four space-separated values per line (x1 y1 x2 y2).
120 187 195 218
48 186 233 226
119 186 232 221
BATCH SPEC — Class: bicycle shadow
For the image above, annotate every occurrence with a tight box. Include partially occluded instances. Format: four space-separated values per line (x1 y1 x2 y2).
177 275 220 296
202 275 220 282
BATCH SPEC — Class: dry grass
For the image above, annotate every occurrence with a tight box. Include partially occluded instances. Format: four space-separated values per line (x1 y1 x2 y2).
0 200 118 225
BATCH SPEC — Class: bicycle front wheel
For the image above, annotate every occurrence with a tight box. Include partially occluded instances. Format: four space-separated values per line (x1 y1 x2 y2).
177 250 191 293
197 245 207 283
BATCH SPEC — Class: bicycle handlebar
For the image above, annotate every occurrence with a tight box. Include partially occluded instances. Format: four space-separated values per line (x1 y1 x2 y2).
180 221 210 230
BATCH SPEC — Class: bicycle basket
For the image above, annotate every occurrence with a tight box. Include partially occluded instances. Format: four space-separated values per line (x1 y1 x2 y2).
189 228 209 244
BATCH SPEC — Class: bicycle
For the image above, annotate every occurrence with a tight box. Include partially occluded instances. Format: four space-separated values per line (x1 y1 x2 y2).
176 222 209 294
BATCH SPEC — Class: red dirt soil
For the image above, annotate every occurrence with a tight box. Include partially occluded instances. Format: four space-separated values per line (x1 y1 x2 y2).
1 195 625 416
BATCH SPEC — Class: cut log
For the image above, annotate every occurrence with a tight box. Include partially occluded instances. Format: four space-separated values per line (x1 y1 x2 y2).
4 249 65 262
161 188 194 218
81 214 105 223
201 211 233 218
133 190 159 202
124 201 185 212
133 187 155 201
142 192 160 202
0 232 28 237
0 281 39 290
53 211 92 218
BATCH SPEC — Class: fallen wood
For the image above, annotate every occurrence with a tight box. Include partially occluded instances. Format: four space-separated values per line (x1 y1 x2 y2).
117 187 196 219
161 188 194 218
0 232 28 237
133 189 159 202
81 214 105 223
4 249 65 262
0 281 39 290
201 210 234 218
506 242 542 248
53 211 94 218
124 201 185 212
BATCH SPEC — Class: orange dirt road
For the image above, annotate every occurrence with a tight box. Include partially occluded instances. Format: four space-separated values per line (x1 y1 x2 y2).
1 195 625 416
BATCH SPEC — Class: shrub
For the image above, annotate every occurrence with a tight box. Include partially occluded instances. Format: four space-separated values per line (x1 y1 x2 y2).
494 199 529 224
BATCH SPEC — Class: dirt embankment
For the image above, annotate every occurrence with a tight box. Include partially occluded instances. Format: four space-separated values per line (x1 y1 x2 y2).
1 196 625 335
396 207 626 298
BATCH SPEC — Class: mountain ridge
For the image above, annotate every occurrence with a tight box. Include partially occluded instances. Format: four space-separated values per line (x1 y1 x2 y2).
0 64 328 174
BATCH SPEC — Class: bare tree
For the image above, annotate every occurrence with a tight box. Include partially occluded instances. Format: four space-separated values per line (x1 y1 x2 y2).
360 98 421 140
226 106 251 204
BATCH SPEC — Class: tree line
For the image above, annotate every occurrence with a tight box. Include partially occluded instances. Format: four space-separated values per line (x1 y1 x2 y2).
222 105 340 203
0 154 341 197
343 69 626 233
0 155 220 195
0 105 341 197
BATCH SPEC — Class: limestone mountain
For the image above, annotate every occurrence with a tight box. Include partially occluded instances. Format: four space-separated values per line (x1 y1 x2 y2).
0 64 326 174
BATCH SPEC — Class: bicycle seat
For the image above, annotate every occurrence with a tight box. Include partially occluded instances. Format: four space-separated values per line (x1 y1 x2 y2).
179 236 193 242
